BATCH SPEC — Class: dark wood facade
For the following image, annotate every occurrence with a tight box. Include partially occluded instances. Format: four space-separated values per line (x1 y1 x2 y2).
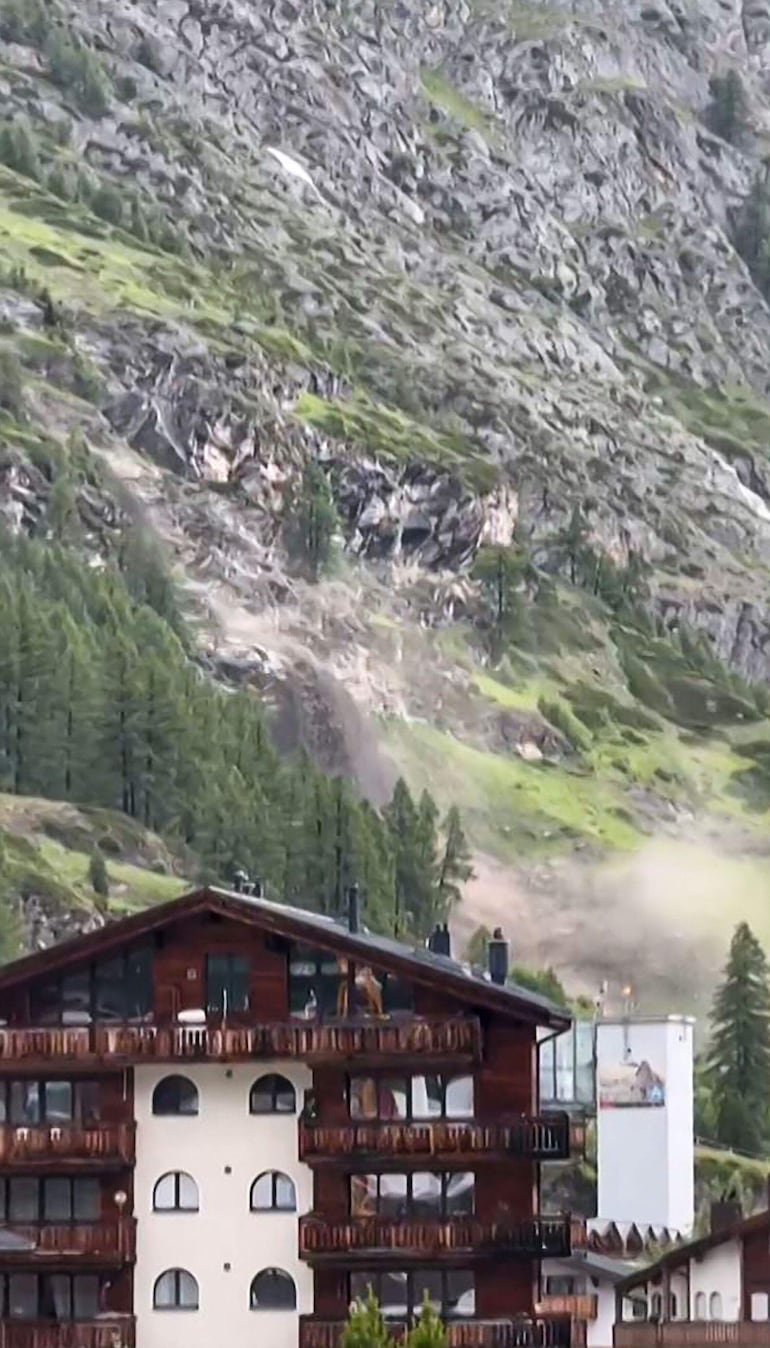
0 886 582 1347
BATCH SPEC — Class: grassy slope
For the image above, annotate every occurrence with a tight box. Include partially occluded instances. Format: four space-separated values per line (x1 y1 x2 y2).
0 794 188 957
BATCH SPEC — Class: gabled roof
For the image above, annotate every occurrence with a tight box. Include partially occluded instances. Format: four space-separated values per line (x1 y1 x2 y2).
0 886 571 1030
616 1208 770 1294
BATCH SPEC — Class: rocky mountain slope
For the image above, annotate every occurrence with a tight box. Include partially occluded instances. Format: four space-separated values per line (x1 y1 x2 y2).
4 0 770 1010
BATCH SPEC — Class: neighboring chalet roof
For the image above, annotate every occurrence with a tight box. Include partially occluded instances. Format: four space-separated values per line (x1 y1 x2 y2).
616 1208 770 1294
558 1251 642 1284
0 886 571 1030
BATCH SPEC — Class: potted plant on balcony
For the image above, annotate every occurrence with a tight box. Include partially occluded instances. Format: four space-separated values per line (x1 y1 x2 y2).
341 1289 395 1348
407 1297 448 1348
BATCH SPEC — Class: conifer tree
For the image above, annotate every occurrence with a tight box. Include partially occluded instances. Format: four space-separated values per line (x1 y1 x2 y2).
708 922 770 1152
407 1297 448 1348
291 459 338 580
339 1289 394 1348
437 806 473 915
473 544 532 660
88 850 109 898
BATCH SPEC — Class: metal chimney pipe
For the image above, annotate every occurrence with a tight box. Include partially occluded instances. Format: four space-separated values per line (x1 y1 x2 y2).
347 884 361 934
487 928 509 986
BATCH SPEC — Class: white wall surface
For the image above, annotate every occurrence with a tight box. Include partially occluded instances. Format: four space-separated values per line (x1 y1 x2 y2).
596 1017 694 1233
588 1280 616 1348
689 1240 742 1321
134 1061 313 1348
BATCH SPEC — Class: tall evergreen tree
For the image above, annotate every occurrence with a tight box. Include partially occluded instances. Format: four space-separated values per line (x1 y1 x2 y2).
436 805 473 916
708 922 770 1152
473 544 532 660
290 459 338 580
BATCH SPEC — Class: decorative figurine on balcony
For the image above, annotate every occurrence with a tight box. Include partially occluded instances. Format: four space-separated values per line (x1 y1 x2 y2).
336 960 384 1018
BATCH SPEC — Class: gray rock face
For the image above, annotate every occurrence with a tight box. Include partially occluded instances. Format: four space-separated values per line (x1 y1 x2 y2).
12 0 770 675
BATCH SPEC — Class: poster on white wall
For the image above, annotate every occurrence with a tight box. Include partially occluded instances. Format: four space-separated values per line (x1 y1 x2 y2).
599 1059 665 1108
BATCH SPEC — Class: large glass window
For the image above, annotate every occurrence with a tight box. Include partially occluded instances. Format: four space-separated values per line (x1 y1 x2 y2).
350 1271 474 1320
30 947 153 1025
249 1075 295 1115
349 1075 474 1121
250 1172 296 1212
0 1080 101 1126
250 1269 296 1310
152 1076 198 1117
350 1173 473 1220
205 954 250 1015
0 1178 100 1223
0 1274 101 1321
153 1172 199 1212
288 944 414 1018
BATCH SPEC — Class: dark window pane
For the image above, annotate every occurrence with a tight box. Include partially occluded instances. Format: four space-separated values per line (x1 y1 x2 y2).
31 982 60 1026
206 954 249 1015
413 1269 442 1312
94 958 125 1022
44 1179 72 1222
8 1274 37 1319
379 1271 408 1315
411 1172 442 1219
0 1082 6 1123
75 1082 101 1125
73 1276 100 1319
41 1275 71 1321
9 1178 39 1221
73 1179 100 1221
382 976 413 1013
446 1172 474 1217
125 947 153 1020
44 1082 73 1124
378 1174 408 1220
446 1271 475 1318
10 1081 40 1126
249 1075 295 1115
377 1078 408 1120
61 972 91 1025
350 1272 373 1305
250 1269 296 1310
152 1076 198 1116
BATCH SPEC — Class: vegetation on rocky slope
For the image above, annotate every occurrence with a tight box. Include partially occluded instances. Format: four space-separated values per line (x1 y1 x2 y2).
2 0 770 998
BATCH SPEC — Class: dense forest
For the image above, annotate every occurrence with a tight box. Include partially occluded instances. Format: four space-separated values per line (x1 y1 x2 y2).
0 525 472 941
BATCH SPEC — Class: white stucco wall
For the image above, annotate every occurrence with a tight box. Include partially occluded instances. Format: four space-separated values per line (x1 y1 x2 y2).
689 1240 742 1320
134 1061 313 1348
588 1280 616 1348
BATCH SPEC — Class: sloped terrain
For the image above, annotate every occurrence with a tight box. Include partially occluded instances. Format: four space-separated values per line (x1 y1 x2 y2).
4 0 770 1006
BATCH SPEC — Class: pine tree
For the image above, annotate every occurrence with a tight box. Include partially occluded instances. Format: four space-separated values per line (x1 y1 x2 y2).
708 922 770 1152
472 545 532 660
707 69 749 145
556 505 590 587
407 1297 448 1348
436 806 473 916
339 1289 395 1348
290 459 338 579
88 850 109 898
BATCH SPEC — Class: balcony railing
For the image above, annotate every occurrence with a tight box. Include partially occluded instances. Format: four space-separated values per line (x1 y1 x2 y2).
300 1317 579 1348
299 1114 572 1164
299 1214 574 1261
0 1221 135 1263
0 1320 135 1348
0 1019 481 1066
615 1327 770 1347
0 1125 134 1169
537 1298 598 1322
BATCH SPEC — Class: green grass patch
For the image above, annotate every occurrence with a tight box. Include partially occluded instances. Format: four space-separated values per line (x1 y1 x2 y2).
420 69 494 139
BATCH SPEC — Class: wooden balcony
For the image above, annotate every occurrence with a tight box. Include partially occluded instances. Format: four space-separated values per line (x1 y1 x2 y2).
614 1327 770 1346
537 1297 598 1322
0 1321 135 1348
300 1317 580 1348
0 1124 134 1170
299 1214 574 1263
299 1113 572 1165
0 1220 135 1264
0 1018 481 1069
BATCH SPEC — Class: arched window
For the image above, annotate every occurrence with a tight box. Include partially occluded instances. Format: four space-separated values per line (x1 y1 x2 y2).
650 1293 663 1322
250 1172 296 1212
668 1294 678 1320
153 1269 199 1310
710 1292 723 1320
250 1269 296 1310
152 1076 198 1117
153 1172 199 1212
694 1292 706 1320
249 1074 295 1115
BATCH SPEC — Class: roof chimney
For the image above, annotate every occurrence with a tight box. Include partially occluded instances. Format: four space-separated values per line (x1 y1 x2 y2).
232 868 248 894
347 884 361 934
427 924 452 958
710 1199 742 1235
487 928 509 986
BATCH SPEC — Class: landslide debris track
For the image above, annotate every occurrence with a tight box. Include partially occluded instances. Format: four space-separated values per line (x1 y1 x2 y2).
5 0 770 1005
